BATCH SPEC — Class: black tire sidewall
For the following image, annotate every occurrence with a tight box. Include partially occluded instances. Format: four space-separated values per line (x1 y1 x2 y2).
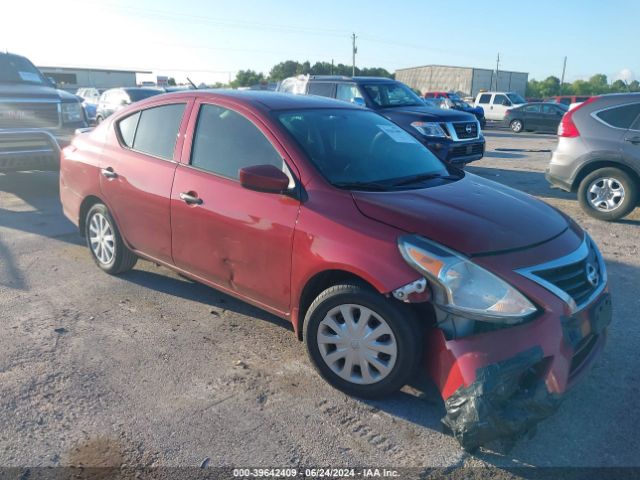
303 284 421 399
578 167 637 221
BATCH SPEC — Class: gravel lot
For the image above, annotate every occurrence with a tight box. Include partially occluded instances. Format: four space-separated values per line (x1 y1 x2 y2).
0 129 638 477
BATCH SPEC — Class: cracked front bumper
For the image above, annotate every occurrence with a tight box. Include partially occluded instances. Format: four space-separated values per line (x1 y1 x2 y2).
426 290 612 450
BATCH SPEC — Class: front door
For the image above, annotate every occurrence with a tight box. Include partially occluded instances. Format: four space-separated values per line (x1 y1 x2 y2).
99 102 188 264
490 93 511 121
170 101 301 314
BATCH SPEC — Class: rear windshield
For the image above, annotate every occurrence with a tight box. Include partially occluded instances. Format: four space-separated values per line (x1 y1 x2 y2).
0 55 46 84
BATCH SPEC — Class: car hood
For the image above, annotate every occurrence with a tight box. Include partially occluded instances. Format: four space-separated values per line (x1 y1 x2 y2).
0 83 78 102
351 173 568 256
379 105 476 123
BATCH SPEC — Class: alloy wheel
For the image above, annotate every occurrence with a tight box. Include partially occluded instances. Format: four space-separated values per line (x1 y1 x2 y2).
317 304 398 385
587 177 625 212
89 212 115 265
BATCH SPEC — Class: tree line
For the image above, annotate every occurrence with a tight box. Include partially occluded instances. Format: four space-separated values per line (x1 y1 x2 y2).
526 74 639 98
227 60 393 88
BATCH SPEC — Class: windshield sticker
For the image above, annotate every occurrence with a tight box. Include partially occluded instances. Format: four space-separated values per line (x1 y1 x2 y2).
18 71 41 82
377 124 418 144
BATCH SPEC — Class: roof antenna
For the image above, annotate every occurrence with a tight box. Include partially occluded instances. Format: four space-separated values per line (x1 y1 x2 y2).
187 77 198 90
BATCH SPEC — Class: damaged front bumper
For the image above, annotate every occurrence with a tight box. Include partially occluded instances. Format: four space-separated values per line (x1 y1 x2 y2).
427 291 612 451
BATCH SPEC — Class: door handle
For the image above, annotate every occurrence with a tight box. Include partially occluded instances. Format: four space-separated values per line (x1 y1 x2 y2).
625 136 640 145
101 167 117 179
179 192 203 205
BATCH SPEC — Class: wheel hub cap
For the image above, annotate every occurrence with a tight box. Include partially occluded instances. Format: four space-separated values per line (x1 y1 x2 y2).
317 304 398 385
89 213 115 265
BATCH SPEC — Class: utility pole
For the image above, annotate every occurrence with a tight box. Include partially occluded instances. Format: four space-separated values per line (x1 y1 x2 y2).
495 53 500 90
352 33 357 77
560 56 567 94
331 59 334 75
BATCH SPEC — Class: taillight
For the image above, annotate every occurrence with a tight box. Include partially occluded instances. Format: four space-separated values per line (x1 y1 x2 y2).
558 96 599 138
505 109 511 116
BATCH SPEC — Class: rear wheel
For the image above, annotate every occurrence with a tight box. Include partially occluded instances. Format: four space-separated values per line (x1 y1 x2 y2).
96 115 104 124
85 204 137 274
303 282 421 398
578 167 637 221
510 119 523 133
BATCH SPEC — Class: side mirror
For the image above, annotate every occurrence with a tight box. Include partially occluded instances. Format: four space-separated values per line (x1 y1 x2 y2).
239 164 290 194
351 97 366 107
47 76 57 88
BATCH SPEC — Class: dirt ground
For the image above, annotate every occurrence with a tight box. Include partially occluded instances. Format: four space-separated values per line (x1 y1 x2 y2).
0 129 638 477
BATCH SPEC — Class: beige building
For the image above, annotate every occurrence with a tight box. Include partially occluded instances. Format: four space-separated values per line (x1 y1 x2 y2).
37 66 151 92
395 64 528 97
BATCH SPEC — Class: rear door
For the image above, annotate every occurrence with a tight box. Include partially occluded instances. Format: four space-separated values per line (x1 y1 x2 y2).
99 101 191 264
520 104 541 130
170 100 301 313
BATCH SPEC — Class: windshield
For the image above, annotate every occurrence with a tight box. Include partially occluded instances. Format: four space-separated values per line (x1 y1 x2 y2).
0 55 46 85
507 93 526 104
127 89 162 101
362 83 424 108
278 109 448 189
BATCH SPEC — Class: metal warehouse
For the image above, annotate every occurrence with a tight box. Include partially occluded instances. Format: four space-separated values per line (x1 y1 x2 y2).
395 65 528 97
37 66 151 92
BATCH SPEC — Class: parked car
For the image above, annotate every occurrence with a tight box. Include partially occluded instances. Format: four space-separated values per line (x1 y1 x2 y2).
76 87 106 124
0 51 88 171
95 87 162 123
61 90 611 451
424 95 486 128
546 95 592 107
546 93 640 220
474 91 527 121
504 102 568 133
277 75 484 166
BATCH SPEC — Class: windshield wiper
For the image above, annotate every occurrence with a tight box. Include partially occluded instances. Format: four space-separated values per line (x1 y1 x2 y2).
390 172 459 187
332 181 394 191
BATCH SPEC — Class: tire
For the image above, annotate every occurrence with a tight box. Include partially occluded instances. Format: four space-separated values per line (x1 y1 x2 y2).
578 167 637 221
303 282 422 399
510 119 523 133
96 116 103 124
85 203 137 274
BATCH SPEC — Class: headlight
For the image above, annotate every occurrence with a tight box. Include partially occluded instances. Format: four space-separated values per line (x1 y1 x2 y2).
410 121 447 138
61 102 84 123
398 235 537 323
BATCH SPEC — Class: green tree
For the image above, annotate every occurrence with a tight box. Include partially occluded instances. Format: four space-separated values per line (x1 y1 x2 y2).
629 80 640 92
539 76 561 98
611 79 629 93
588 74 609 93
269 61 302 81
167 77 176 86
571 79 592 95
231 69 265 88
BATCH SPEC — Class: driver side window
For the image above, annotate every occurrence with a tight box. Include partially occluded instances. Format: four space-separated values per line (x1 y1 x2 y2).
190 104 292 184
493 94 508 105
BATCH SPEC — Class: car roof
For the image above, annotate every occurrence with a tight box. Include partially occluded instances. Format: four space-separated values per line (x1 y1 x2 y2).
308 75 396 83
157 90 362 111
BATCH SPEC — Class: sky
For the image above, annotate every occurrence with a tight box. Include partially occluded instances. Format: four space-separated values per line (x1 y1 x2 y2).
1 0 637 85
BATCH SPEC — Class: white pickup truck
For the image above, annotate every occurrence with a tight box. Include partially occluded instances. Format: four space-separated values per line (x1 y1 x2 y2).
474 91 527 121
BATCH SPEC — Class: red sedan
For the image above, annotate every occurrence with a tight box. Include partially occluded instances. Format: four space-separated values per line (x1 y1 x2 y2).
60 90 611 450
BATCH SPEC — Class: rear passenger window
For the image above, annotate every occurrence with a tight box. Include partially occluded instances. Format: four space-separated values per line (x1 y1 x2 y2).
132 104 186 160
190 104 285 180
595 103 640 129
524 105 540 113
117 112 140 147
308 82 335 98
478 94 491 104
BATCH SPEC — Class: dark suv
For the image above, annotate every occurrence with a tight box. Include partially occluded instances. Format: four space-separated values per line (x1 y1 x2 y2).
0 52 88 171
277 76 485 165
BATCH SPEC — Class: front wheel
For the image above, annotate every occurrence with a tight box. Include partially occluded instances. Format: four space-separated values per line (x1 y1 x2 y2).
85 203 137 274
303 283 421 398
510 119 523 133
578 167 637 221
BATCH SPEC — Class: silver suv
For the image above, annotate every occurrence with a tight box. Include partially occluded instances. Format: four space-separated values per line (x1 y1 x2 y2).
546 93 640 221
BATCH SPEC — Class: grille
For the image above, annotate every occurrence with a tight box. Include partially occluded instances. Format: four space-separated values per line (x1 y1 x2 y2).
529 247 601 307
452 122 478 139
449 142 484 159
0 102 60 128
